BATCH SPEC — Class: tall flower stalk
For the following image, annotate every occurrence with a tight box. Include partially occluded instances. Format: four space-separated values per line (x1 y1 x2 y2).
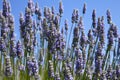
0 0 120 80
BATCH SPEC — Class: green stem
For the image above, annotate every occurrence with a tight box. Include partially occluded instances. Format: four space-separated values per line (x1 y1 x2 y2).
102 45 111 70
90 35 99 66
0 52 2 75
67 23 74 50
12 58 15 80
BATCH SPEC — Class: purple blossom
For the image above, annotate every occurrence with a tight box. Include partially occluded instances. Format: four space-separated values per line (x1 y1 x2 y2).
87 29 93 43
94 42 103 77
35 2 41 20
2 0 9 17
80 31 87 48
64 19 68 31
51 6 55 14
19 12 25 25
92 9 96 21
10 32 16 57
107 30 114 46
66 59 72 71
75 53 83 74
5 56 13 76
8 14 14 31
106 9 112 24
78 17 84 31
16 40 24 58
106 65 113 79
72 27 79 46
98 17 105 46
116 65 120 78
59 1 63 16
0 37 6 52
92 9 96 28
71 9 76 23
28 0 35 15
75 9 79 23
83 3 86 14
55 73 61 80
64 64 73 80
44 7 48 18
27 57 39 76
25 7 32 26
1 19 9 38
48 60 54 78
54 16 59 29
75 47 81 57
55 32 66 51
18 64 25 71
113 25 118 38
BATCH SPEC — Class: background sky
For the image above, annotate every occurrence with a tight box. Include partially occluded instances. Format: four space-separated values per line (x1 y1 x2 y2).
0 0 120 40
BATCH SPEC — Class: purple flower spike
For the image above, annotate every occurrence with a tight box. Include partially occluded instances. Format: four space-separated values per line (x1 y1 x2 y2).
83 3 87 14
18 64 25 71
59 1 63 16
5 56 13 76
16 40 24 58
0 37 6 53
106 9 112 24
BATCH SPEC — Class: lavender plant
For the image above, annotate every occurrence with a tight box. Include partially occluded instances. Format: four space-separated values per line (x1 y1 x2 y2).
0 0 120 80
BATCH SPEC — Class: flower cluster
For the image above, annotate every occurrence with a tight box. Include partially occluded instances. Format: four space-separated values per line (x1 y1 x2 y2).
0 0 120 80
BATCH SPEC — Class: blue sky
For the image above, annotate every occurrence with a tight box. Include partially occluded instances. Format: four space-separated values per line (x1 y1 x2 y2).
0 0 120 39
